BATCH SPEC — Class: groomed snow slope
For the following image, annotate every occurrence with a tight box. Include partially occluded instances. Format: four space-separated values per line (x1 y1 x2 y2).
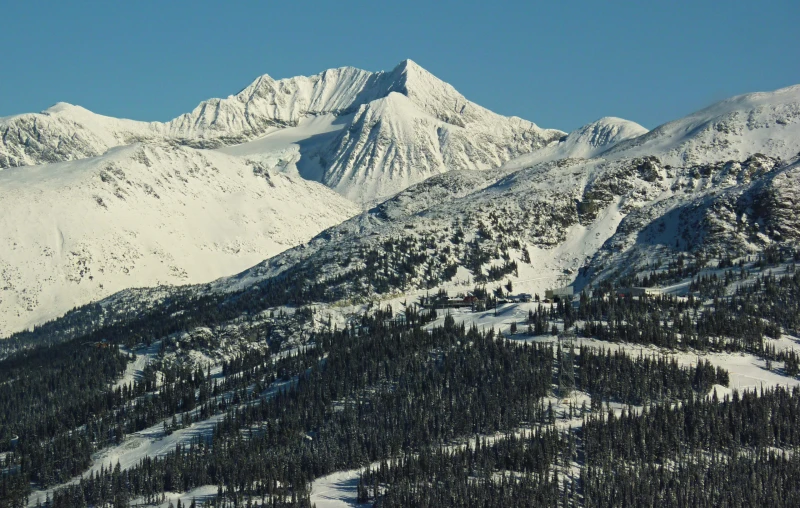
0 143 358 336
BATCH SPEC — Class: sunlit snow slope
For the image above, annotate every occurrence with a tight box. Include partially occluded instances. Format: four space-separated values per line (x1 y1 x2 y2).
0 144 358 336
603 84 800 164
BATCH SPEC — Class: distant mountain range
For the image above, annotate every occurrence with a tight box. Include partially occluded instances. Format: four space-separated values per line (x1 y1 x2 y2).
1 60 799 337
0 60 563 201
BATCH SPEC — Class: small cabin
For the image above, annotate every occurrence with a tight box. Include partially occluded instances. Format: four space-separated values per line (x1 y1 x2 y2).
383 314 407 327
619 287 663 297
508 293 532 303
545 286 574 300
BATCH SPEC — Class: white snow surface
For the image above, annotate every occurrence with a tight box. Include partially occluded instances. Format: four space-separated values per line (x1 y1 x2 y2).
603 84 800 165
501 117 648 170
0 143 358 336
501 84 800 172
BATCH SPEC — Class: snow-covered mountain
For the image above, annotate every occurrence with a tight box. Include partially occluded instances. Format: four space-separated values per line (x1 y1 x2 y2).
498 117 647 170
173 59 565 202
3 66 800 340
0 143 358 336
0 59 568 336
0 103 158 168
602 84 800 164
312 61 564 200
209 83 800 302
1 60 563 202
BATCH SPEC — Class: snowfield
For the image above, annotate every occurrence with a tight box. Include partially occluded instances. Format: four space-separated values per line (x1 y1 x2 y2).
0 143 358 336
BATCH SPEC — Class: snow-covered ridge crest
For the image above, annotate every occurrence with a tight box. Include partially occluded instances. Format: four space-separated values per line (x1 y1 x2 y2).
164 58 566 201
500 84 800 172
569 117 649 150
0 60 559 163
500 117 649 170
163 66 380 138
0 66 383 168
0 103 160 168
602 84 800 164
385 59 519 128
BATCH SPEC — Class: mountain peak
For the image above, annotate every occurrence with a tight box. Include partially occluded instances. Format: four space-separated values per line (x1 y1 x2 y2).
44 102 84 114
497 116 646 170
379 59 485 129
592 116 647 129
573 117 648 148
393 58 426 75
386 59 443 92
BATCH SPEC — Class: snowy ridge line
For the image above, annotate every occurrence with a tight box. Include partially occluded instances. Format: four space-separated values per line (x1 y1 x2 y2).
0 59 564 202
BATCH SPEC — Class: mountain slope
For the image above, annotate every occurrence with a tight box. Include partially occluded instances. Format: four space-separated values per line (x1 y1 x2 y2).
582 154 800 287
212 83 800 301
0 143 358 336
2 82 799 356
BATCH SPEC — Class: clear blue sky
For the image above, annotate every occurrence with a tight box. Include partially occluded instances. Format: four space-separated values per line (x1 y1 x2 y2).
1 1 798 131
